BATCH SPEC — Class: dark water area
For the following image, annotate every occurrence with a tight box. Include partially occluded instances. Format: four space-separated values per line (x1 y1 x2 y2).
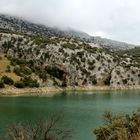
0 90 140 140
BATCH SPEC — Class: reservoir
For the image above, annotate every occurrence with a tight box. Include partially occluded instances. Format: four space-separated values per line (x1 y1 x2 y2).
0 90 140 140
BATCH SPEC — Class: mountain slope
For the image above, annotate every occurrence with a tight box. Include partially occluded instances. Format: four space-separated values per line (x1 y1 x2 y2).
91 36 136 51
0 30 140 89
0 14 137 50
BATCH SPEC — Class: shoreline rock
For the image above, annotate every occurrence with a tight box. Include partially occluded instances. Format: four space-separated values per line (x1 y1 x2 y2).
0 86 140 97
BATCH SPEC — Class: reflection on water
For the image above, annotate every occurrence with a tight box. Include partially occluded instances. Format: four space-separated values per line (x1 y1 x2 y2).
0 90 140 140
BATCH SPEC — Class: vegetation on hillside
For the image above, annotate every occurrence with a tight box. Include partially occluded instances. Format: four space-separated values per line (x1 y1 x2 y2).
0 28 140 89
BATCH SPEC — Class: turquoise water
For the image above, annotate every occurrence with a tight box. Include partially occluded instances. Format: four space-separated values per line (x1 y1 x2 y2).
0 90 140 140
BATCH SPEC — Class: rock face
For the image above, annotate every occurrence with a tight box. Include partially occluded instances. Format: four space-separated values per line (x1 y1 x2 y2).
0 31 140 89
0 14 90 40
0 14 136 51
91 36 136 51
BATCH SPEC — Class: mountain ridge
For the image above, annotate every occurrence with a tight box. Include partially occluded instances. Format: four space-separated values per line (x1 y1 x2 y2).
0 14 137 50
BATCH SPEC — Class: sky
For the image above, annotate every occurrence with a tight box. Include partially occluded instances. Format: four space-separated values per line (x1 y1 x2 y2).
0 0 140 44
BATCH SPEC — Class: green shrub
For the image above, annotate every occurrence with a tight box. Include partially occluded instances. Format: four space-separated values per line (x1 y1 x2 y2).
88 65 95 70
132 70 136 75
82 79 87 85
0 81 5 88
116 70 120 75
90 75 97 85
13 66 32 77
1 76 14 85
81 68 90 76
96 55 101 61
21 76 39 88
81 57 86 63
113 58 117 62
94 109 140 140
58 48 64 53
107 59 111 63
84 45 97 53
104 75 111 85
31 35 49 45
62 43 77 50
122 79 128 85
39 71 48 81
98 67 101 71
88 59 95 66
10 58 27 66
61 80 67 87
18 37 23 42
13 67 22 76
77 51 84 58
70 54 80 64
14 81 25 88
45 66 65 81
2 41 14 53
5 65 11 72
117 81 120 85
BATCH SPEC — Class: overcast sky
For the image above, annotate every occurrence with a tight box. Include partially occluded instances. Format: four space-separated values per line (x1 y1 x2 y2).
0 0 140 44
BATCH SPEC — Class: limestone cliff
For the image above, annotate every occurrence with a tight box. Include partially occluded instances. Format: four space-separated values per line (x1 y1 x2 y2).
0 31 140 89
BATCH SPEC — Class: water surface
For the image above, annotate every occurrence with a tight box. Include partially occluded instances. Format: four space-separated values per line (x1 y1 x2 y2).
0 90 140 140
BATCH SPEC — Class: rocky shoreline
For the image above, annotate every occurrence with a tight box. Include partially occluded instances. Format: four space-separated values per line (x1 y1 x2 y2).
0 85 140 96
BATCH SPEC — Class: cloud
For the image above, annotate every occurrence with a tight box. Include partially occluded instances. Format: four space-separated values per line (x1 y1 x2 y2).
0 0 140 44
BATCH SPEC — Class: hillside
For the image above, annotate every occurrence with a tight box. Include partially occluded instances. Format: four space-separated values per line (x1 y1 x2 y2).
0 14 136 51
0 27 140 91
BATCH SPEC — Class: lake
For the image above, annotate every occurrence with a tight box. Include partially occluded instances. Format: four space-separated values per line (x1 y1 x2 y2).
0 90 140 140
